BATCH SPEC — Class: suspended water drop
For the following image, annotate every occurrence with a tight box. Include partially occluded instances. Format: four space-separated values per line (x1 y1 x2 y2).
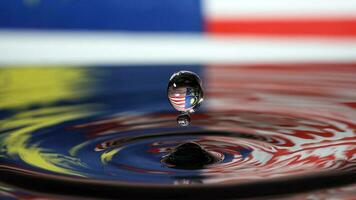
177 113 191 127
167 71 203 126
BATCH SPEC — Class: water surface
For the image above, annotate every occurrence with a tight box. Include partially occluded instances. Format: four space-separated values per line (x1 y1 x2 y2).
0 64 355 199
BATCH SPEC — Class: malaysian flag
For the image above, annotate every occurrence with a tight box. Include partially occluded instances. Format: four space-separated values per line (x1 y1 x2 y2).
0 0 355 65
168 87 197 112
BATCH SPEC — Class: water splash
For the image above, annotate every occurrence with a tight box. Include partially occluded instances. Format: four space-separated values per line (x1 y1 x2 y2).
161 142 223 169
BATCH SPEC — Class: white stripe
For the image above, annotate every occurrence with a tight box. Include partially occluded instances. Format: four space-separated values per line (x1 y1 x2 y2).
174 105 185 108
204 0 356 19
1 30 356 66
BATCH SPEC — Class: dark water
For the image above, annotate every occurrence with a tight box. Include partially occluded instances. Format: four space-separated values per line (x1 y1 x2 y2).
0 64 355 199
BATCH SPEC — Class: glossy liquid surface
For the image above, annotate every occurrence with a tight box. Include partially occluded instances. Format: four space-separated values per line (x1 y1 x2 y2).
0 65 355 199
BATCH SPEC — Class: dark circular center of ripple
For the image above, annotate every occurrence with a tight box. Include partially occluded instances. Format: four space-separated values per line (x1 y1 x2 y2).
161 142 221 169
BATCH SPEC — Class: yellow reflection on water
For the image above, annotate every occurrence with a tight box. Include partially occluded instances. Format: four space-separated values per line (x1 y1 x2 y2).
0 106 91 177
0 67 90 109
0 67 95 177
101 148 120 164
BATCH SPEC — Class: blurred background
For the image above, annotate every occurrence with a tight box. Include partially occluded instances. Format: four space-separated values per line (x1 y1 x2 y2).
0 0 356 66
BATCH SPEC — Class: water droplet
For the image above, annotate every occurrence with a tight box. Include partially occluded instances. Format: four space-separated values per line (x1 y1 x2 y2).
167 71 203 126
162 142 221 169
177 113 191 126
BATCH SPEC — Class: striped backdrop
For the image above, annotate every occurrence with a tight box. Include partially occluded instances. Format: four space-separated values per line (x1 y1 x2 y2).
0 0 356 65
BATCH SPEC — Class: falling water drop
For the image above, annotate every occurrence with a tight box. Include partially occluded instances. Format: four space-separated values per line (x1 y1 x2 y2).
167 71 203 126
177 113 191 127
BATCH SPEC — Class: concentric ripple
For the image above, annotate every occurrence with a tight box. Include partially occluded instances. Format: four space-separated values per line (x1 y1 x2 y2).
56 111 354 185
1 65 356 199
2 111 354 185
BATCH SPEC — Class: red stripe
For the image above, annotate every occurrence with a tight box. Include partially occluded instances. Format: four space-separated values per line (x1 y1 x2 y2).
169 97 185 102
170 99 185 103
171 99 185 102
206 18 356 37
169 100 185 104
169 96 185 99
